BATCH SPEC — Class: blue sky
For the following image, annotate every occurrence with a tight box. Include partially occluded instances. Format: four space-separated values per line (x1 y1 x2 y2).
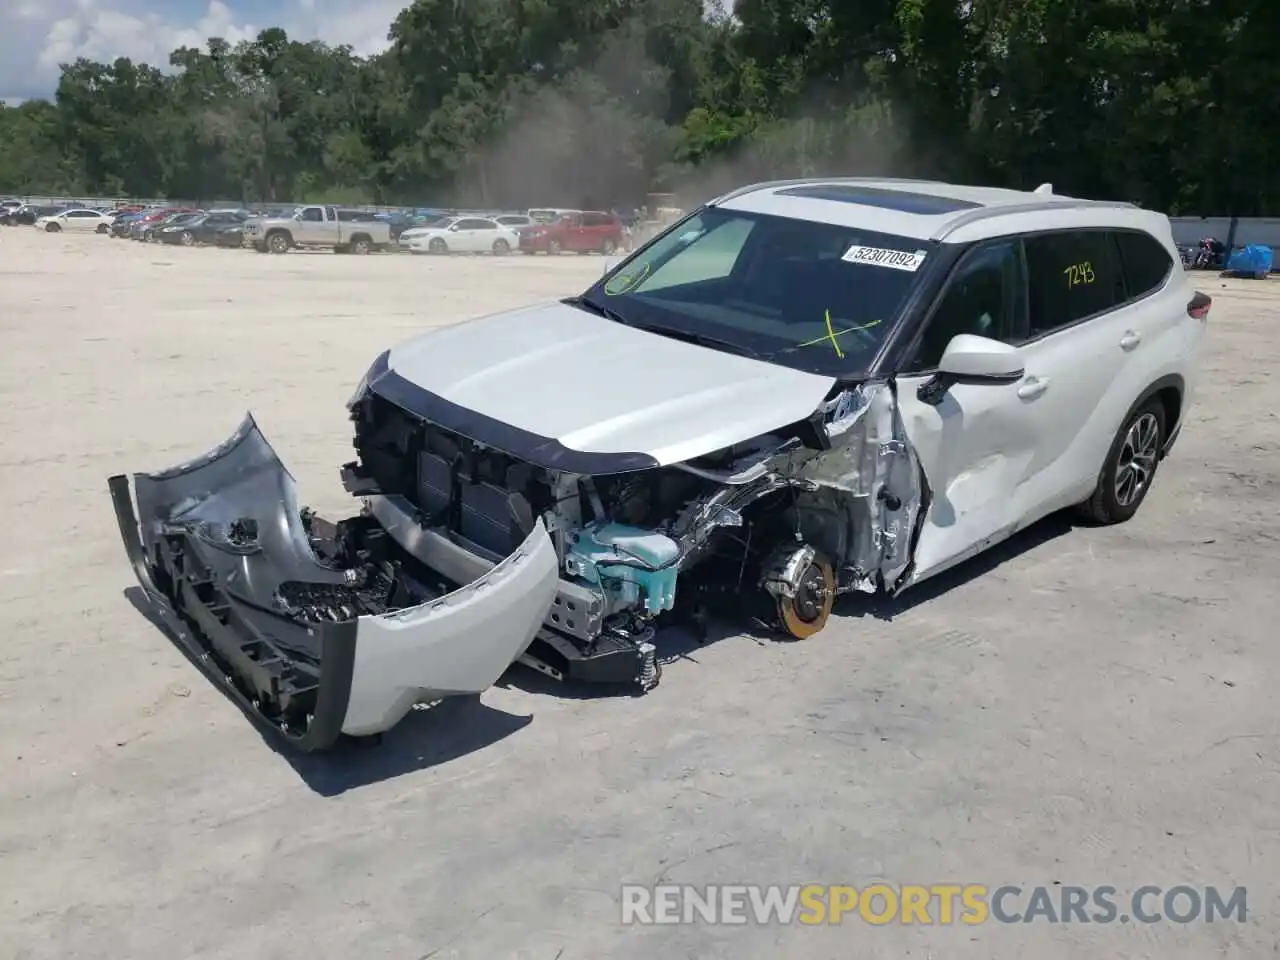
0 0 408 103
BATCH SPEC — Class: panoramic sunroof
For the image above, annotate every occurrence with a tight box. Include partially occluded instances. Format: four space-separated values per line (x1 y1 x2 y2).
775 184 982 215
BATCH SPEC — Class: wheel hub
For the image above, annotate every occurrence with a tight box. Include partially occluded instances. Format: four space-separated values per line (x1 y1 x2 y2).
792 564 829 623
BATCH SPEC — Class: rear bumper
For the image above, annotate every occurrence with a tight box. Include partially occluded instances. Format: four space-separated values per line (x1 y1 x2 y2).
109 414 560 750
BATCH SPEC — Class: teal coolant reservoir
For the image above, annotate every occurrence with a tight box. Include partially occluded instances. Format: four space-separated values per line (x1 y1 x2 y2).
564 522 681 615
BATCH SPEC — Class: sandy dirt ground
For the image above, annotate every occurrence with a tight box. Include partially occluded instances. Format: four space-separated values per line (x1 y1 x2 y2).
1 227 1277 960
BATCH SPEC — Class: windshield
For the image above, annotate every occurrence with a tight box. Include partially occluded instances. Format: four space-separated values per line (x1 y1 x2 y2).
581 206 935 378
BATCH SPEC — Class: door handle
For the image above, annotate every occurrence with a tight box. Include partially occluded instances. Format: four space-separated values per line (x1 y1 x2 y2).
1017 376 1050 400
1119 330 1142 350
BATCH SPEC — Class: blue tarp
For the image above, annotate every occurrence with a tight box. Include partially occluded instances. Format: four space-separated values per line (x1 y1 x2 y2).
1225 243 1275 276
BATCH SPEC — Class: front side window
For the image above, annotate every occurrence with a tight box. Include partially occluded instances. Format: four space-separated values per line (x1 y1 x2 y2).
1024 230 1126 336
584 207 934 377
300 207 324 222
906 240 1027 373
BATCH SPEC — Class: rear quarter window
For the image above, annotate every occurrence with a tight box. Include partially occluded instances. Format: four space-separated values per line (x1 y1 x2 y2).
1024 230 1127 336
1113 230 1174 299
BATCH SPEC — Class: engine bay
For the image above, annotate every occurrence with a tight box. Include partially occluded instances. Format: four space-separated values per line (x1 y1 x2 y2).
338 379 925 692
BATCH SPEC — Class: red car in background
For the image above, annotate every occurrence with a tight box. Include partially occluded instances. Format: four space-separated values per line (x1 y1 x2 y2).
518 210 624 255
124 206 199 240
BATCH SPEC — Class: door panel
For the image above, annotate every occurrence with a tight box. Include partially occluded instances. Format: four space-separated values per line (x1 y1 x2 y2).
1011 231 1135 515
898 375 1038 582
457 224 481 252
296 207 325 242
895 239 1035 582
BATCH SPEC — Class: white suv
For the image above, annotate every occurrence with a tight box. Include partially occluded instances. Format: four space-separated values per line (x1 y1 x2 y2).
110 177 1210 748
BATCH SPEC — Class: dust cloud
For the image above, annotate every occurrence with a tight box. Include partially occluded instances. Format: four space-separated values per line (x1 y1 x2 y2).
445 12 917 214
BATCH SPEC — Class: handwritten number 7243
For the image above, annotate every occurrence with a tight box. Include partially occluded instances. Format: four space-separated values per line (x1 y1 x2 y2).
1063 262 1096 287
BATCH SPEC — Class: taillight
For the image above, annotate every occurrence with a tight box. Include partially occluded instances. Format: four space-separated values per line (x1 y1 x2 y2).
1188 291 1211 320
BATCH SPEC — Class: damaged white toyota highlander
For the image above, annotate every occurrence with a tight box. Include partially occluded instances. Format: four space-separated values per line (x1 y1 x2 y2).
109 178 1210 750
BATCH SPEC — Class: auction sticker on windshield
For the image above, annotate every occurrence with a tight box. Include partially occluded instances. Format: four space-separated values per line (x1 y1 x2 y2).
842 245 927 271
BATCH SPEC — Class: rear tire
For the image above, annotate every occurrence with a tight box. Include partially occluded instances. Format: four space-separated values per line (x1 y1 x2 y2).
492 238 510 255
96 223 109 234
350 236 371 255
548 239 562 255
601 238 617 255
1076 399 1166 525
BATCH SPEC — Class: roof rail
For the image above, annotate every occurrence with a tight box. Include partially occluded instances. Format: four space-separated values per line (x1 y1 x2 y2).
931 198 1140 241
710 176 945 206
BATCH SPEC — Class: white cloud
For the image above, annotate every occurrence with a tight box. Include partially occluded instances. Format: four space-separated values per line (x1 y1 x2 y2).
0 0 405 102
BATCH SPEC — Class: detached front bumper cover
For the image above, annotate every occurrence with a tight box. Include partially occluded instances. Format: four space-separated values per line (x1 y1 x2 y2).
109 414 559 751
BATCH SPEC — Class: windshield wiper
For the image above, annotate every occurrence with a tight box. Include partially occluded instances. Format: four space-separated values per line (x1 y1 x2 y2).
565 295 628 325
566 296 764 360
629 323 765 360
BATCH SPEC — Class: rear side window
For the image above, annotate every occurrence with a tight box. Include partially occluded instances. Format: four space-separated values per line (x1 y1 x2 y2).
1113 230 1173 299
1024 230 1127 336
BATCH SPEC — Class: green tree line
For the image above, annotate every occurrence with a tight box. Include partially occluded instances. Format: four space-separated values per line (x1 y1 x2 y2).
0 0 1275 213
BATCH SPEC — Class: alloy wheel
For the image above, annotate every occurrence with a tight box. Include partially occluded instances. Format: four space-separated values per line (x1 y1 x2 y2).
1114 412 1160 507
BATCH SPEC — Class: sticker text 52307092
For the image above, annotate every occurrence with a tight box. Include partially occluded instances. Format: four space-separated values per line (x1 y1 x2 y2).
842 245 928 272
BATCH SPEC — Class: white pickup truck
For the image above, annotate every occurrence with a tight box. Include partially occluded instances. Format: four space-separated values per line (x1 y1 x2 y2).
242 205 392 254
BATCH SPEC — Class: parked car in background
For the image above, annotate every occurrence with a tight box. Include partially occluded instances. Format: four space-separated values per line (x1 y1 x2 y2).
141 211 202 242
212 220 251 247
404 216 521 255
240 204 392 254
396 215 453 247
5 204 64 226
377 211 420 241
518 210 624 255
110 211 148 237
156 210 249 246
34 208 114 233
527 207 580 224
130 207 198 240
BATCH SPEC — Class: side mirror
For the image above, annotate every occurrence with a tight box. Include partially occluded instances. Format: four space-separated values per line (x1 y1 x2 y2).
918 334 1024 405
449 224 459 231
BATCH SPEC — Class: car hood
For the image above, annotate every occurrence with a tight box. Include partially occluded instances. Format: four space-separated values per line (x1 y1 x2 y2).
380 301 836 466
